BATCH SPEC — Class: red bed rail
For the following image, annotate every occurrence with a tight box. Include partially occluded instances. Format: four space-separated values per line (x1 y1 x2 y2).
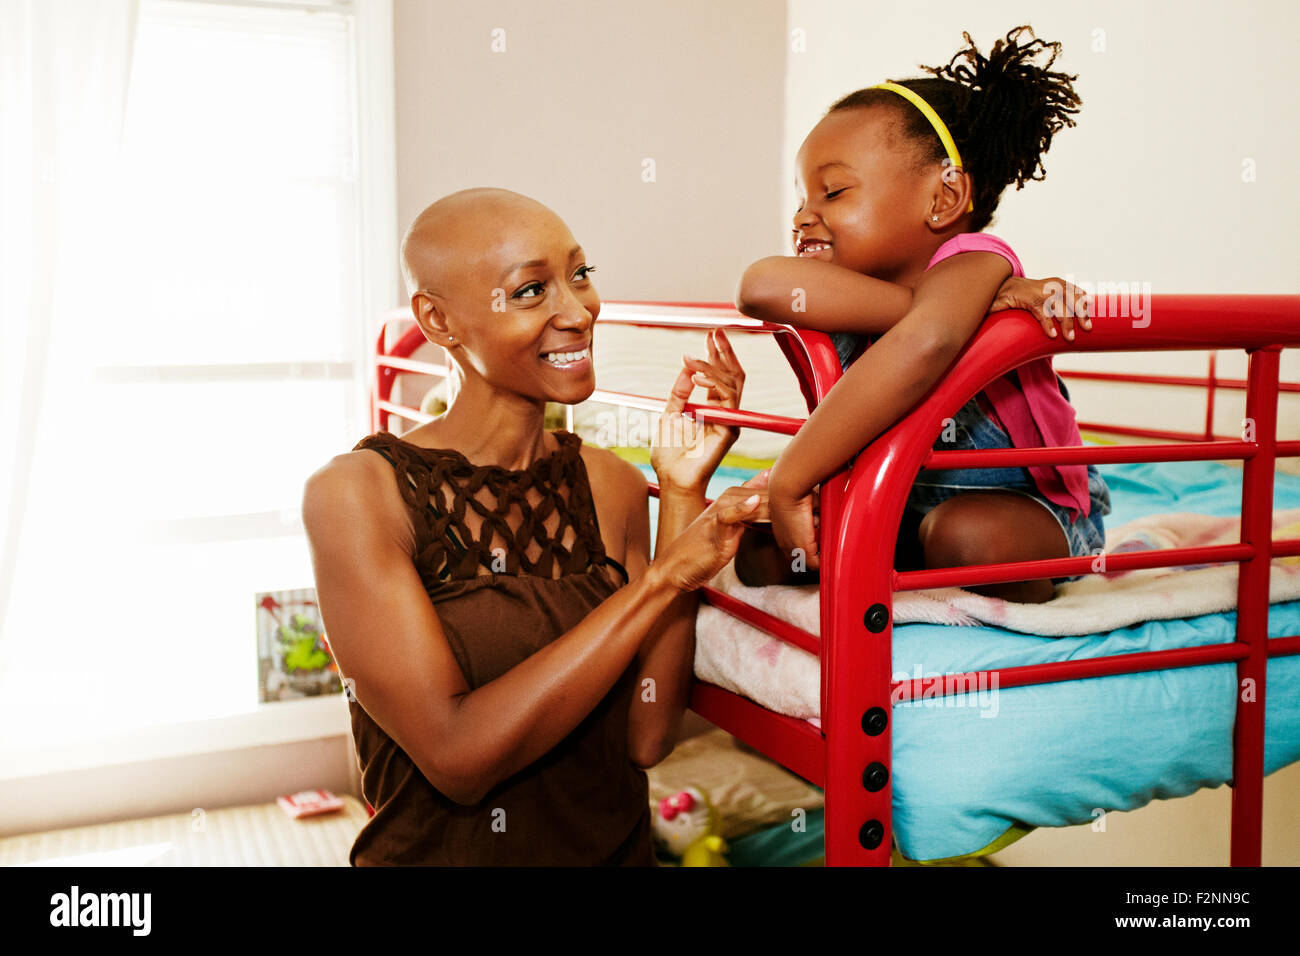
370 294 1300 867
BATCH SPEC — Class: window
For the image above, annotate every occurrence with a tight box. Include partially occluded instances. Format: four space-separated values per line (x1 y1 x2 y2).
0 0 392 764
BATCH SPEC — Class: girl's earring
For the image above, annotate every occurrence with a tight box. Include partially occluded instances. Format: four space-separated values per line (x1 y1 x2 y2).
930 215 940 222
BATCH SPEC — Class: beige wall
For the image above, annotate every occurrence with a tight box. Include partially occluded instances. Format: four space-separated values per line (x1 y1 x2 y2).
391 0 800 459
394 0 786 304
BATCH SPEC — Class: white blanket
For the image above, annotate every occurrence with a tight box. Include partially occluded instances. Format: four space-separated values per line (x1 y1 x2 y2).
694 510 1300 721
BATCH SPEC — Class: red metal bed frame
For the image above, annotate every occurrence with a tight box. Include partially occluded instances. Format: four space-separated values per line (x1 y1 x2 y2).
370 294 1300 867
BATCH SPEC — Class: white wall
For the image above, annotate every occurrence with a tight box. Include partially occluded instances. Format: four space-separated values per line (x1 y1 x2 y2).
783 1 1298 289
783 1 1299 451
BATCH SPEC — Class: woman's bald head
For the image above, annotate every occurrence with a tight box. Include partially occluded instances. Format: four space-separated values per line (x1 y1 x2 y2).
395 188 600 408
400 188 559 299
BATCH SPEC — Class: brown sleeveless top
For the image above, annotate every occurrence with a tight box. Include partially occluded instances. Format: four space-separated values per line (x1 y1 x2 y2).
347 428 653 866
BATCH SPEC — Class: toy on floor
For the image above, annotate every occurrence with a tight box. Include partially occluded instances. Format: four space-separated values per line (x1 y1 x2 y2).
652 787 729 867
276 789 345 819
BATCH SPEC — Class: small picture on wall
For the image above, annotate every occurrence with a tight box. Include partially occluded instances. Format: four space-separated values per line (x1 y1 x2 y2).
257 587 342 702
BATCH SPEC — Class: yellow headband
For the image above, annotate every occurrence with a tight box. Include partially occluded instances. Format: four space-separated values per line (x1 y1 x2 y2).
870 82 974 213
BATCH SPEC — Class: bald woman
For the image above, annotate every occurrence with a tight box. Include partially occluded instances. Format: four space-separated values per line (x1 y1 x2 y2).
302 188 764 865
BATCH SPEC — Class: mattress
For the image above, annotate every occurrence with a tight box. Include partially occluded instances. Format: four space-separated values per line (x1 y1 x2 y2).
642 457 1300 861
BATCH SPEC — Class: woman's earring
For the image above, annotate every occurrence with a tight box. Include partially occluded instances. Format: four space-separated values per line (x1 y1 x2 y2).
930 215 940 222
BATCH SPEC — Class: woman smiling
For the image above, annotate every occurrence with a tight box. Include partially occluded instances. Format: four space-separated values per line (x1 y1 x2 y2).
302 188 763 866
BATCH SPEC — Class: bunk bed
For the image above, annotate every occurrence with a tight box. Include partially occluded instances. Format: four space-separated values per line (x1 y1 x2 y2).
370 294 1300 866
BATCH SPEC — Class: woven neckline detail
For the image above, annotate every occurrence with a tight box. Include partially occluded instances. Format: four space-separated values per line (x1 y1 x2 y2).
366 428 580 476
356 427 617 584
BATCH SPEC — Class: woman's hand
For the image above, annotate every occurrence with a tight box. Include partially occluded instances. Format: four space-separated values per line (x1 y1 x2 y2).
654 475 768 592
990 275 1093 342
651 329 745 495
767 468 820 575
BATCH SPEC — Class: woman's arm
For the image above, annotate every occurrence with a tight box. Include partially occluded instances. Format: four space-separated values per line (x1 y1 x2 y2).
621 481 704 767
768 251 1014 568
303 452 761 806
623 328 747 766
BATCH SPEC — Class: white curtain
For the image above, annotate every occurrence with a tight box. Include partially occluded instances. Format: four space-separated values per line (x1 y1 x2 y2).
0 0 139 644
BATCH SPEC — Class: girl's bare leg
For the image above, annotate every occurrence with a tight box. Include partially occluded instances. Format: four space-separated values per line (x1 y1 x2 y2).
916 491 1070 604
734 494 1067 601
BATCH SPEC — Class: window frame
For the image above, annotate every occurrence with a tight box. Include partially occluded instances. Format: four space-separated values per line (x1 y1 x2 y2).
0 0 394 816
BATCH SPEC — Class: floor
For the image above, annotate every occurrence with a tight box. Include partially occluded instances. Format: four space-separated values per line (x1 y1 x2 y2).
988 759 1300 866
0 796 370 866
4 757 1295 866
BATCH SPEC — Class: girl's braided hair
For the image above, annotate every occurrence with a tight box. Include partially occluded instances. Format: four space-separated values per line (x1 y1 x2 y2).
830 26 1081 231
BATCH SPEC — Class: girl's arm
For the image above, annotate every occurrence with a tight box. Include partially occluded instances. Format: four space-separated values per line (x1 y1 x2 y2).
768 251 1014 568
736 256 913 334
737 255 1091 341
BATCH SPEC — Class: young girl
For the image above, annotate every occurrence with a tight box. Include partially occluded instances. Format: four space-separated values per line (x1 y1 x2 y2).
734 26 1111 603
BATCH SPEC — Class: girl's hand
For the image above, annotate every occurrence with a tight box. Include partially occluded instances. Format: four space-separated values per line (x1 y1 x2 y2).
768 474 821 575
990 275 1093 342
651 329 745 495
654 476 769 592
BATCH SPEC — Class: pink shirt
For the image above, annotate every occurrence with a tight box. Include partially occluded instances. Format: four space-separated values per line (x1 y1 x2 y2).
927 233 1092 522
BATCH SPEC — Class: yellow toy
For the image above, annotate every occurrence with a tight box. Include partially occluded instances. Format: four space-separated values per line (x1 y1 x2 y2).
652 787 729 867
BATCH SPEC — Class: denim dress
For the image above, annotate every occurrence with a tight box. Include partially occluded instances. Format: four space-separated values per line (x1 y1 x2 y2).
830 331 1112 582
913 391 1112 581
